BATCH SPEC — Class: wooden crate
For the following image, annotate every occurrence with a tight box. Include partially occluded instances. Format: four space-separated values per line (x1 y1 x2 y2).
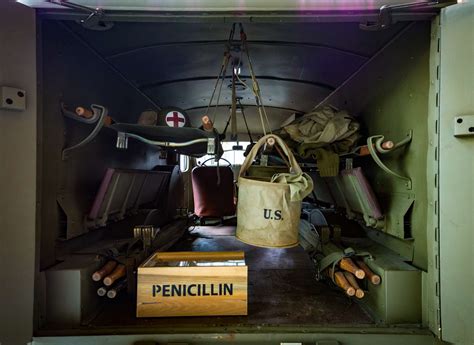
137 251 247 317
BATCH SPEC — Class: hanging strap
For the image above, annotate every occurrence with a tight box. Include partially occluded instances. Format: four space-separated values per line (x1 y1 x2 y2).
239 99 254 143
240 23 272 135
231 69 238 140
206 52 229 117
206 24 236 122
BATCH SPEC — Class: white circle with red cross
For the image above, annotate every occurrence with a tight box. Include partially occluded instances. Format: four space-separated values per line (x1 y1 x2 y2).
165 111 186 128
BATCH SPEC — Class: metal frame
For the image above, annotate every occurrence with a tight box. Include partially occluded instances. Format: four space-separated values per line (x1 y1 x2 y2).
32 329 438 345
115 132 214 153
34 9 438 23
61 103 107 159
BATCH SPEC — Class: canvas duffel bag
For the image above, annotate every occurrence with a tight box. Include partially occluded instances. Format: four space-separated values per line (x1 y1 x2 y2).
236 134 313 248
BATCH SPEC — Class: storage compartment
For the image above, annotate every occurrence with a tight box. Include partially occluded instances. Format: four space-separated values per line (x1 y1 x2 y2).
34 11 438 340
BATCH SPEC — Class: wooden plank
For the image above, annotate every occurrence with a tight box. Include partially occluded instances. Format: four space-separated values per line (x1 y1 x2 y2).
142 251 245 267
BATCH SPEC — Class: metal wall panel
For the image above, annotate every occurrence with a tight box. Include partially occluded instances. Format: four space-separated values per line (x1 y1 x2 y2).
39 20 164 268
0 2 37 345
438 2 474 344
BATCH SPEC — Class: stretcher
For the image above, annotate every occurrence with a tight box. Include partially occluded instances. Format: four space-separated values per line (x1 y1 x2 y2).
62 104 222 158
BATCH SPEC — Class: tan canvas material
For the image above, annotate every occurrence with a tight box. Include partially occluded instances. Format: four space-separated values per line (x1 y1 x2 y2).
236 134 313 248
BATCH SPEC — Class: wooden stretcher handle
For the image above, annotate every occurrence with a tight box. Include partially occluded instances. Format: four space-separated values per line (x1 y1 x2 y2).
381 140 394 149
152 251 245 263
201 115 214 131
339 258 365 279
75 106 94 118
97 287 107 297
334 271 355 296
103 264 126 286
92 260 117 282
358 141 395 156
343 272 365 299
355 260 381 285
76 106 113 126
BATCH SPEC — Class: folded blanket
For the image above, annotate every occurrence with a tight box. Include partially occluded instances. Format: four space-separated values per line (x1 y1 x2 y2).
283 106 360 154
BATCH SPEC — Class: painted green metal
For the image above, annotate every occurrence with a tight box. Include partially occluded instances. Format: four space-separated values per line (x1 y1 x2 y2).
337 240 422 324
26 4 472 345
438 3 474 344
311 21 431 268
363 250 422 324
424 15 442 338
360 21 431 269
32 330 439 345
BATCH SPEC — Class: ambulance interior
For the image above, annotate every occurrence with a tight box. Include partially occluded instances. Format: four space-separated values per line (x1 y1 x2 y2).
37 13 437 336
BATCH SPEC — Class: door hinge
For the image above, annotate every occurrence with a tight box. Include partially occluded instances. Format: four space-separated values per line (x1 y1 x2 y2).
360 1 440 31
437 308 442 331
46 0 113 30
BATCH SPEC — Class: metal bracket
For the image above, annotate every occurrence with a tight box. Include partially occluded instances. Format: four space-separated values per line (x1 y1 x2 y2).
62 104 108 160
367 130 413 189
454 115 474 137
116 132 129 150
61 102 99 124
133 225 160 254
360 1 439 31
206 137 216 155
47 0 113 30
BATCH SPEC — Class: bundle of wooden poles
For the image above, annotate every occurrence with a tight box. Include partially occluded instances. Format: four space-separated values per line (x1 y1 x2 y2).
92 260 128 299
299 220 381 299
323 242 381 299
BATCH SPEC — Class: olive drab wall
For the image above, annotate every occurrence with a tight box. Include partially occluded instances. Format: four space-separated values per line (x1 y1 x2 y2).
0 2 37 345
438 2 474 344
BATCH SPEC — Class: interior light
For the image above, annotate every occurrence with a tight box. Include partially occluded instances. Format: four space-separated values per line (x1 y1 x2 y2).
233 67 241 75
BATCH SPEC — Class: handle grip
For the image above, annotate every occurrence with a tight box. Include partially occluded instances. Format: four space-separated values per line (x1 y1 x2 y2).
339 258 365 279
92 260 117 282
103 264 126 286
334 271 355 297
356 260 381 285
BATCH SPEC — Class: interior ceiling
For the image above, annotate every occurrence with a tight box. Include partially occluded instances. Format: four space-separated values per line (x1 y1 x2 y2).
64 20 409 133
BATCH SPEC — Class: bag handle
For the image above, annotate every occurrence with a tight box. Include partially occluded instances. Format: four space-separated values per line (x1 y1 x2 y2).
239 134 302 178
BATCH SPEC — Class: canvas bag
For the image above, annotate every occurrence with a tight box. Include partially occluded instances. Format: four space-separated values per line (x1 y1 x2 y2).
236 134 313 248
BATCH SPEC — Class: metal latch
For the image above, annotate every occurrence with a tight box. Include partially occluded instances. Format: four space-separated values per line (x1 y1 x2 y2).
360 1 439 31
133 225 159 254
207 138 216 155
116 132 129 150
454 115 474 137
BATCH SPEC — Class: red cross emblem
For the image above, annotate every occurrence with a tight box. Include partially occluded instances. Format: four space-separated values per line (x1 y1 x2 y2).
165 111 186 128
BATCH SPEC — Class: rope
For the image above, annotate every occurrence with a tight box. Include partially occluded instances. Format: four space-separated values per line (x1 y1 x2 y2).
239 23 272 135
230 69 238 140
206 24 236 121
238 99 254 143
205 53 228 117
211 57 229 123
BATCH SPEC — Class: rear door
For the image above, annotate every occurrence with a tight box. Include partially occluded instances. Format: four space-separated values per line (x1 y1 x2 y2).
438 2 474 344
14 0 454 11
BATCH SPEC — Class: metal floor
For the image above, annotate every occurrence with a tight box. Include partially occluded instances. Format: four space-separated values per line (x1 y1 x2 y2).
86 226 373 332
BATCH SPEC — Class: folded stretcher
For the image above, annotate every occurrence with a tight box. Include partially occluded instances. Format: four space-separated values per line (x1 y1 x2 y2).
61 104 222 158
111 123 221 158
